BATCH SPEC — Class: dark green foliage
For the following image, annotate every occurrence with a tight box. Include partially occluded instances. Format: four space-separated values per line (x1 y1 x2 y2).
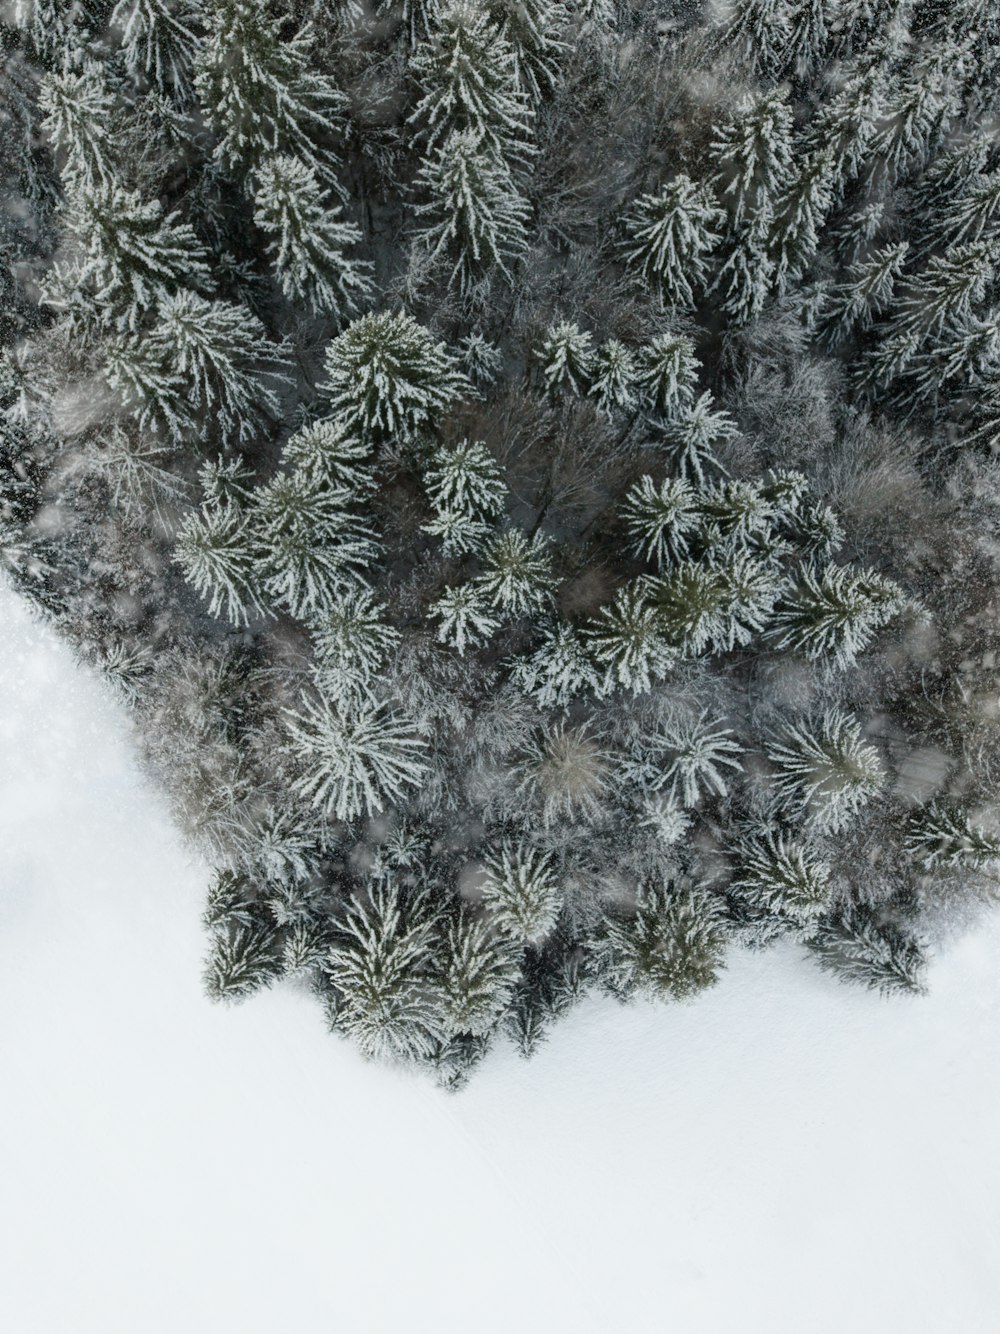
807 909 928 998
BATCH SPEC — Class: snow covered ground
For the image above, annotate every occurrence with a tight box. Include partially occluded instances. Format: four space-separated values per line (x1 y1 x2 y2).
2 580 999 1334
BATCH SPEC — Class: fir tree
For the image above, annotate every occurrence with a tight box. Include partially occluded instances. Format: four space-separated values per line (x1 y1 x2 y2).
111 0 201 101
286 696 428 821
156 290 288 444
589 339 637 415
905 801 1000 871
424 437 506 519
770 563 905 668
195 0 348 184
439 913 518 1036
585 581 677 696
322 311 470 441
51 182 210 333
475 528 555 618
819 241 909 347
409 0 534 159
634 334 698 418
205 923 280 1001
175 499 264 625
481 842 562 944
325 885 446 1061
254 155 373 320
311 588 400 705
509 622 600 708
658 391 737 485
485 0 568 101
625 710 743 808
768 708 885 832
539 319 594 396
39 64 116 190
429 584 500 653
413 130 531 293
732 830 832 929
623 176 723 309
807 907 927 996
593 881 727 1002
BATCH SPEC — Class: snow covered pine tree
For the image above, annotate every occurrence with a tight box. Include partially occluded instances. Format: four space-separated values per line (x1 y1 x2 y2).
6 0 1000 1083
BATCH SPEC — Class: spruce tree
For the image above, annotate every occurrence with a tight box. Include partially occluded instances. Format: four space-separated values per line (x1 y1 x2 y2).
593 882 727 1002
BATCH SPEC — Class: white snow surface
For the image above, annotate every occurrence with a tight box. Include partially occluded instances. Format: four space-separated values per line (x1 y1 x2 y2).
2 581 999 1334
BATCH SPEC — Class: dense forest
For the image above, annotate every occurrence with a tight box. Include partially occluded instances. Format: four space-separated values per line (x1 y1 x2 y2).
4 0 1000 1084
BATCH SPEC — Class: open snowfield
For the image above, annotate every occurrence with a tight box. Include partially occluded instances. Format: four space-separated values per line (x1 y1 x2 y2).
2 580 999 1334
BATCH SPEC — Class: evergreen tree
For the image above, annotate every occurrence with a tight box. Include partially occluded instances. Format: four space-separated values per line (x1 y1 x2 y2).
413 129 531 293
39 64 116 190
818 241 908 347
732 830 831 929
175 498 264 625
717 0 792 82
585 581 677 695
254 155 373 319
481 842 562 944
322 311 470 441
195 0 348 184
50 181 210 333
282 418 375 496
625 710 743 808
311 588 400 706
111 0 201 101
409 0 534 159
287 695 428 821
539 319 594 396
593 881 727 1001
905 801 1000 871
589 339 637 415
484 0 568 101
634 333 699 418
424 437 506 520
658 391 737 485
429 583 500 653
768 708 884 832
439 913 518 1036
711 88 794 227
514 721 610 825
623 176 723 309
807 907 927 996
509 622 600 708
325 886 446 1061
156 291 288 444
770 563 905 668
205 923 280 1000
475 528 555 617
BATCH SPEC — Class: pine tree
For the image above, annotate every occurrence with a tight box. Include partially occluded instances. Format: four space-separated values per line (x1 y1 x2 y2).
657 391 737 485
322 311 470 441
39 64 116 190
409 0 534 159
156 290 288 444
509 622 600 707
481 842 562 944
626 710 743 808
422 507 493 556
311 588 400 706
253 470 378 618
807 907 927 996
175 498 264 625
439 913 518 1036
589 339 637 415
195 0 348 184
287 695 428 821
768 708 884 832
593 881 727 1002
282 418 375 495
623 175 723 309
423 437 506 519
905 801 1000 871
253 155 373 319
585 581 677 695
634 333 698 417
538 319 594 396
111 0 201 101
413 130 531 293
429 583 500 653
770 563 905 668
475 528 555 617
325 885 446 1060
732 830 831 927
819 241 908 347
205 923 280 1000
484 0 568 101
52 181 210 333
643 560 732 657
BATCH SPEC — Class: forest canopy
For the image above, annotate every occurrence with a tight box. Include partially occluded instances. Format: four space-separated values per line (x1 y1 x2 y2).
4 0 1000 1084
